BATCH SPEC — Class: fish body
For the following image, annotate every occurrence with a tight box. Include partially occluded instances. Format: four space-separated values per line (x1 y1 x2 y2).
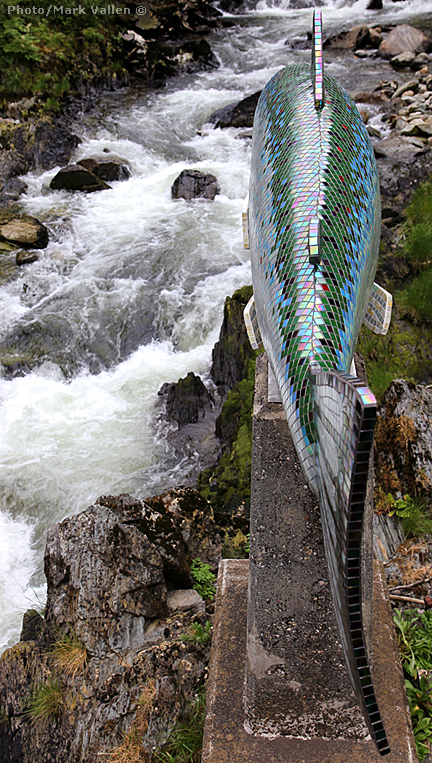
246 11 390 756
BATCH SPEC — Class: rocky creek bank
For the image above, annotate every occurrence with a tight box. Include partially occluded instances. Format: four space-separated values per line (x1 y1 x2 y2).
0 489 220 763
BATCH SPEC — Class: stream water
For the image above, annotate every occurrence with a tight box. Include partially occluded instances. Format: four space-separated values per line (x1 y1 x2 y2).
0 0 431 653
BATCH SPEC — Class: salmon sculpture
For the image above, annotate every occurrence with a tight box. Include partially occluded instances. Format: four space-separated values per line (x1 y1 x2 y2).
243 10 392 757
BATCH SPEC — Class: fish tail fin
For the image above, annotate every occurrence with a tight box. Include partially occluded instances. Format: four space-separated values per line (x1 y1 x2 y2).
309 363 390 756
311 9 324 111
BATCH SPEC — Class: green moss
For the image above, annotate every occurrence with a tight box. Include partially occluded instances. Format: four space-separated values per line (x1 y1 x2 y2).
357 318 432 399
198 354 256 520
397 268 432 324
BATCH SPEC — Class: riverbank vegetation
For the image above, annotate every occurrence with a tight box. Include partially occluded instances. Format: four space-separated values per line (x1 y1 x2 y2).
0 0 131 109
358 178 432 399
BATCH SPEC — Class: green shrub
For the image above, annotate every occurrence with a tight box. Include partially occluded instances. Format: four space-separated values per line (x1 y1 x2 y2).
385 493 432 538
181 621 212 645
0 0 130 102
394 609 432 761
24 678 65 724
222 529 250 559
404 223 432 270
190 558 216 602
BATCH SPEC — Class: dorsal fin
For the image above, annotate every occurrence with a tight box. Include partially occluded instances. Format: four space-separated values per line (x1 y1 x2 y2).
311 9 324 110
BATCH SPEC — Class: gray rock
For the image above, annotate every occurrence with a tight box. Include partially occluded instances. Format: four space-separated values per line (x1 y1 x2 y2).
167 588 205 615
390 51 416 68
171 169 220 200
77 156 131 181
50 164 112 193
208 90 261 128
158 371 213 427
44 504 168 656
379 24 431 60
373 513 405 562
96 489 222 587
210 285 255 391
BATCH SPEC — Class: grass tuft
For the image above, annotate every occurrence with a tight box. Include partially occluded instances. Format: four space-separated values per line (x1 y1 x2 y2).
107 680 155 763
51 631 88 679
24 678 65 725
155 689 206 763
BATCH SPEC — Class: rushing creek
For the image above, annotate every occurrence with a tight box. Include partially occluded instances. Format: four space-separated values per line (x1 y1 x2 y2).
0 0 431 652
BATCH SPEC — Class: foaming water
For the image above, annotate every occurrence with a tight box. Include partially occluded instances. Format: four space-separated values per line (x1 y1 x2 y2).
0 0 429 652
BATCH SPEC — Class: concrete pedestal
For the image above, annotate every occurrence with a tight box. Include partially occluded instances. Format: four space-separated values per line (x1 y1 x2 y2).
202 559 416 763
202 354 416 762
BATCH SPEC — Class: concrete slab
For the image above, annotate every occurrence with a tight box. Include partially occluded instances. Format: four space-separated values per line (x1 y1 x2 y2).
202 559 417 763
245 354 369 738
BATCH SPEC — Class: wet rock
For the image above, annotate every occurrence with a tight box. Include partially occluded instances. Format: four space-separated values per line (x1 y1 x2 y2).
96 488 221 586
374 135 425 159
208 90 262 128
0 210 48 249
77 157 131 181
50 164 112 193
412 53 431 71
171 169 220 200
158 371 213 427
392 79 419 98
20 609 49 645
211 285 255 391
324 25 380 51
44 503 168 656
378 24 431 60
375 380 432 499
390 51 416 68
16 251 39 266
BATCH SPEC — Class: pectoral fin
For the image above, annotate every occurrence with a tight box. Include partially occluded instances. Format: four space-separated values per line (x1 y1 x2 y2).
363 283 392 335
244 295 263 350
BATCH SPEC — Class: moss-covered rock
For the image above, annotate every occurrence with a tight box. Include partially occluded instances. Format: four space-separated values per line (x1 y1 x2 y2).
198 354 256 523
210 284 255 392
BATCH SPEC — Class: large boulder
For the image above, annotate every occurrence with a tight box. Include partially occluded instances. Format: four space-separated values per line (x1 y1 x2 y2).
49 164 111 192
44 504 168 656
96 489 221 586
158 371 213 427
0 210 48 249
208 90 261 128
171 169 220 200
324 25 381 51
0 490 212 763
77 157 131 182
378 24 431 60
374 380 432 498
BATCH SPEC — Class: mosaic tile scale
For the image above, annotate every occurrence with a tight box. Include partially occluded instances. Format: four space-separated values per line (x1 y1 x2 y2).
246 10 390 755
